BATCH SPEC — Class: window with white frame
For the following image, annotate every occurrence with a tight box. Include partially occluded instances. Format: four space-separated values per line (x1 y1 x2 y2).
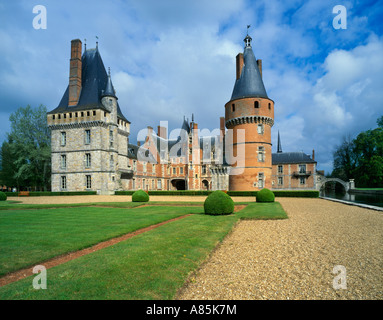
258 146 265 162
299 164 306 173
258 173 264 188
85 129 91 144
278 165 283 174
61 154 67 169
157 179 162 189
300 176 306 185
85 153 91 168
61 132 66 146
257 124 264 134
278 176 283 185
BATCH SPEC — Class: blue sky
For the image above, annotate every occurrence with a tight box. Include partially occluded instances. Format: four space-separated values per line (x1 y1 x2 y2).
0 0 382 174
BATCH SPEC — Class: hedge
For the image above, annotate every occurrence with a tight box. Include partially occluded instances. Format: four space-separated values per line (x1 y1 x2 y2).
132 189 149 202
115 190 319 198
4 191 97 197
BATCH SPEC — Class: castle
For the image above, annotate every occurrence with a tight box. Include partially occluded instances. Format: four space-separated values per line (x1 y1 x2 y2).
47 34 318 193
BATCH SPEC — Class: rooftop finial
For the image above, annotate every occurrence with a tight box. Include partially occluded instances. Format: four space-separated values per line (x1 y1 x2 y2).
96 36 99 50
108 67 111 76
244 25 252 48
84 38 87 51
247 24 251 35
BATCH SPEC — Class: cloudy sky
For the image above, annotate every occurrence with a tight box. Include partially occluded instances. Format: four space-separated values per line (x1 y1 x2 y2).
0 0 382 174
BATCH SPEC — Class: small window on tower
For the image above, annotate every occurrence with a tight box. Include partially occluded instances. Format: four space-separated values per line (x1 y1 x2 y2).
254 101 259 108
268 103 271 110
232 104 235 112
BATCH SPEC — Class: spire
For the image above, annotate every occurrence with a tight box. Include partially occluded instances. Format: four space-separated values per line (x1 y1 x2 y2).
102 67 117 98
230 31 268 100
277 131 283 153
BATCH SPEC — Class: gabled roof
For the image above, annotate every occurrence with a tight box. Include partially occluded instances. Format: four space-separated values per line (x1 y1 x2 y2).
48 47 129 123
272 152 316 165
230 38 268 101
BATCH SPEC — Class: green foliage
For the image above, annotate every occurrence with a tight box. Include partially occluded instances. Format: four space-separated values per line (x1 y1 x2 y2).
272 190 319 198
132 189 149 202
204 190 234 215
256 188 275 202
332 117 383 188
0 191 7 201
0 105 51 190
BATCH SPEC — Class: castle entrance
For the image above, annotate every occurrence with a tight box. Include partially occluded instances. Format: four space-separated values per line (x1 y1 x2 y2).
171 179 186 190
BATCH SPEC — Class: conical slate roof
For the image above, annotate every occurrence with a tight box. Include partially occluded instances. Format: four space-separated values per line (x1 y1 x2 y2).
48 47 129 123
230 37 268 101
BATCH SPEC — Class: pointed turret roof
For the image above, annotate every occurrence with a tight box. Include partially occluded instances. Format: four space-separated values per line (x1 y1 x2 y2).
102 67 117 98
277 131 282 153
230 34 268 101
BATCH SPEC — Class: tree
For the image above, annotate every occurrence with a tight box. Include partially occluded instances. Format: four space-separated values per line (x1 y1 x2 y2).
1 105 51 191
332 135 355 181
331 116 383 188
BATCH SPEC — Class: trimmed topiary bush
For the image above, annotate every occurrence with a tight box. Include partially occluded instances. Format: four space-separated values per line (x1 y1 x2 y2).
256 188 275 202
204 190 234 215
132 189 149 202
0 191 7 201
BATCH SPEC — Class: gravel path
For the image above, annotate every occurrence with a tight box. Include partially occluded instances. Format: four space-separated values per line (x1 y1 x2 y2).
177 198 383 300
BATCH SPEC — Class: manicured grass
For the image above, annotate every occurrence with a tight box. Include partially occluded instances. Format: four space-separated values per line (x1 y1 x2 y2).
0 206 202 276
236 202 288 220
0 201 288 300
0 213 238 300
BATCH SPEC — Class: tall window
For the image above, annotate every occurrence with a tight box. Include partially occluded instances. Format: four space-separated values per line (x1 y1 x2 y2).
300 176 306 185
202 165 207 175
61 154 67 169
61 132 66 146
232 104 235 112
85 129 91 144
278 165 283 174
258 146 265 162
258 173 264 188
132 178 136 190
278 177 283 185
61 176 67 190
157 179 162 189
152 164 156 173
143 162 147 173
173 167 176 175
85 153 91 168
109 130 114 148
299 164 306 173
254 101 259 108
86 175 91 189
257 124 264 134
110 155 114 168
180 167 184 174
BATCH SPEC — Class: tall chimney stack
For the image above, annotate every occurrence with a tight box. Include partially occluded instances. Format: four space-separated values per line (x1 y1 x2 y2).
68 39 82 106
257 59 262 78
312 149 315 161
236 53 244 80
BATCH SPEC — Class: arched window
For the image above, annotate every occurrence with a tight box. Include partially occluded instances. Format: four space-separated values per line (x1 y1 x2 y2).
268 103 271 109
254 101 259 108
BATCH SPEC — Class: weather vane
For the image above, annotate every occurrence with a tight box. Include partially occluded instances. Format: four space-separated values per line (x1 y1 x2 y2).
247 25 251 35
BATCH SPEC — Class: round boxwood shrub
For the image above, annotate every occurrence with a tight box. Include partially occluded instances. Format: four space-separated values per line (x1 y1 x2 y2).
256 188 275 202
132 189 149 202
204 190 234 215
0 191 7 201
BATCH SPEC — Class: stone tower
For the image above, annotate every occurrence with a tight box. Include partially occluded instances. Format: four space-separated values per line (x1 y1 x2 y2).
225 33 274 190
47 40 130 194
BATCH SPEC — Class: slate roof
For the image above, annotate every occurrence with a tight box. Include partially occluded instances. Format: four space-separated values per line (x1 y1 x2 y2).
230 37 268 101
272 152 316 165
48 47 129 123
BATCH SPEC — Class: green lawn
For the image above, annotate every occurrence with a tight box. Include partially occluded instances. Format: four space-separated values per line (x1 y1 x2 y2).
0 205 202 276
0 201 287 300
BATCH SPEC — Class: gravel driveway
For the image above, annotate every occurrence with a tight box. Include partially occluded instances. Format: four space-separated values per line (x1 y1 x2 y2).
177 198 383 300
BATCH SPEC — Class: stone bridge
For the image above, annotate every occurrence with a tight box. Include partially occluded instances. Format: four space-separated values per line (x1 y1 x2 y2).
316 177 354 192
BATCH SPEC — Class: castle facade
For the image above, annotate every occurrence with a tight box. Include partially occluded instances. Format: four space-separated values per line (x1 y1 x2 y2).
47 35 318 193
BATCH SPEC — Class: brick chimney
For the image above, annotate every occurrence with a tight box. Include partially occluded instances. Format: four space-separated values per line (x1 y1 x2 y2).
312 149 315 161
68 39 82 106
220 116 225 141
157 125 167 139
236 53 244 80
257 59 262 78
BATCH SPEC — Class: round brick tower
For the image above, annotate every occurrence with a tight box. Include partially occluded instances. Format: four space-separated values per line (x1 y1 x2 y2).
225 34 274 191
